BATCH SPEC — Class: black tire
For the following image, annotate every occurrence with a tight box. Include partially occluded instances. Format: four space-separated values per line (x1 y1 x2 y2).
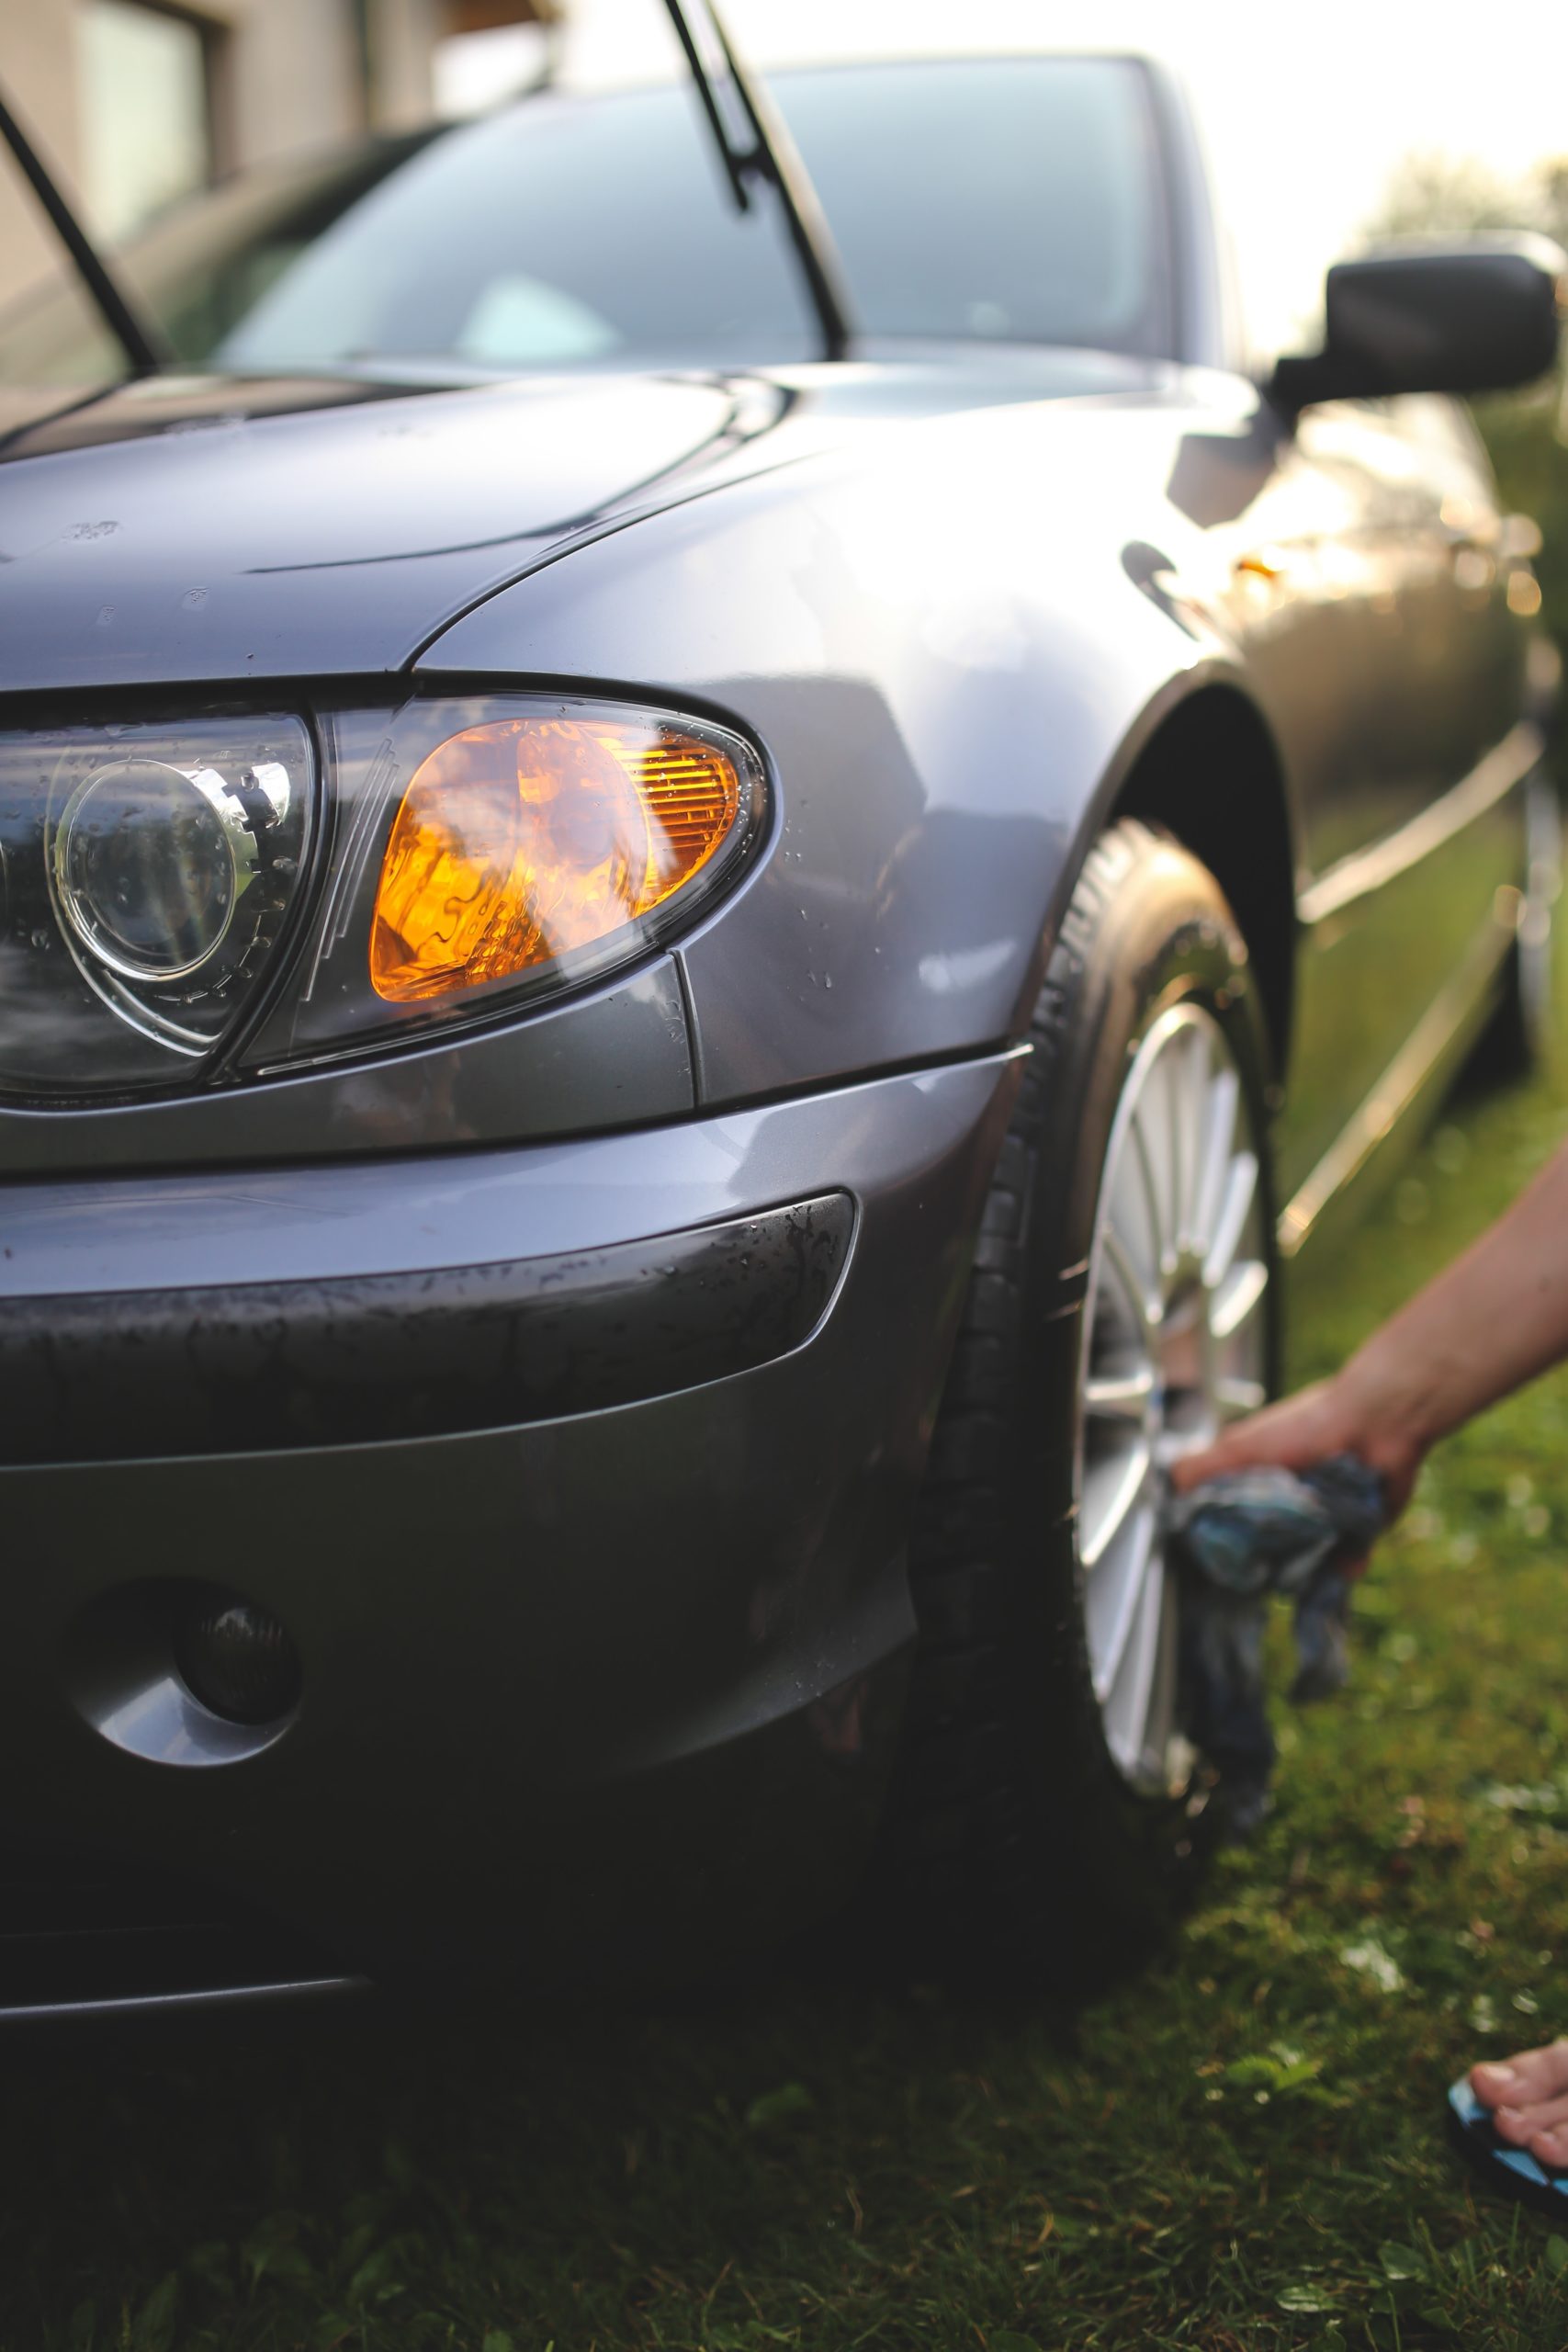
878 819 1279 1991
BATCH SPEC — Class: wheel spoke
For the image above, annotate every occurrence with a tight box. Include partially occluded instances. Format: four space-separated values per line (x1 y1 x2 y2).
1163 1046 1187 1261
1102 1529 1167 1770
1089 1496 1159 1707
1191 1065 1239 1262
1142 1571 1186 1792
1175 1023 1211 1253
1084 1367 1156 1425
1102 1224 1157 1342
1080 1438 1153 1570
1107 1150 1158 1286
1202 1151 1259 1290
1129 1112 1168 1277
1212 1257 1268 1340
1075 1000 1273 1795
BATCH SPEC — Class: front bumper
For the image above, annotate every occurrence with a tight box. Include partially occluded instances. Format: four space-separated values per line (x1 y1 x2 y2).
0 1050 1021 2010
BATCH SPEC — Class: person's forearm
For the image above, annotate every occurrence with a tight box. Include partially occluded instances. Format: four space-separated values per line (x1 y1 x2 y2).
1340 1134 1568 1448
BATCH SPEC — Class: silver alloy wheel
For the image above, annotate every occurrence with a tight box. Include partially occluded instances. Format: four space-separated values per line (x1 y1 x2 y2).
1076 1001 1269 1792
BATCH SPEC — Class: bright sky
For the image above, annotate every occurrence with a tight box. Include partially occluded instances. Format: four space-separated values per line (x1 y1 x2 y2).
444 0 1568 352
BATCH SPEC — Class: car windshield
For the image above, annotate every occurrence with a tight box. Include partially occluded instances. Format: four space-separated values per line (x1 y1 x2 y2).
0 56 1170 386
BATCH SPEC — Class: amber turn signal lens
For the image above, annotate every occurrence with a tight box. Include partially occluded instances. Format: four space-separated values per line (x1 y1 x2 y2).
370 714 745 1004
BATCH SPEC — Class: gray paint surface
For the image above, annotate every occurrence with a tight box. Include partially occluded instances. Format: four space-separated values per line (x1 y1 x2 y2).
423 391 1217 1100
0 373 739 686
0 1053 1017 1294
0 956 693 1176
6 1055 1020 1984
0 53 1550 2005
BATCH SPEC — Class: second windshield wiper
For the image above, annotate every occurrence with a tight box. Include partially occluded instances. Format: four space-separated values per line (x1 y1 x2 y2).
2 8 852 382
661 0 853 362
0 88 170 379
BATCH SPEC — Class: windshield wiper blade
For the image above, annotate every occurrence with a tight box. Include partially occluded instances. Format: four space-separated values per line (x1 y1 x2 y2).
0 86 170 378
660 0 853 362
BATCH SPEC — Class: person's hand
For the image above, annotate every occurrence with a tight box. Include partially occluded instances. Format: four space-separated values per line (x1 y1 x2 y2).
1169 1370 1427 1527
1169 1128 1568 1539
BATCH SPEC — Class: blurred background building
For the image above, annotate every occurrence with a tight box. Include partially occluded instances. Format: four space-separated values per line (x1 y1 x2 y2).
0 0 560 305
7 0 1568 356
5 0 1568 364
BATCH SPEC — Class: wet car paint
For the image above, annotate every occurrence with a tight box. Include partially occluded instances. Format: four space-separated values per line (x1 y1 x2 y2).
0 58 1550 2007
4 1055 1019 1987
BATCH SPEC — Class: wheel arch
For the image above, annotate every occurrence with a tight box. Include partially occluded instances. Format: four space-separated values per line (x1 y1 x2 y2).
1105 682 1298 1084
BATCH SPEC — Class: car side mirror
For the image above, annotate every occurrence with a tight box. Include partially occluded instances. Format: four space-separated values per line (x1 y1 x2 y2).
1269 235 1565 415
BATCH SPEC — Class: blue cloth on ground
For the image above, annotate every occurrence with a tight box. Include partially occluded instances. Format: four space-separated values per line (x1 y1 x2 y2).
1165 1453 1387 1832
1447 2075 1568 2214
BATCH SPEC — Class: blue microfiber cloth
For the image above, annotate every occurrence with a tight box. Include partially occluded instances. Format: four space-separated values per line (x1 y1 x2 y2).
1164 1453 1388 1833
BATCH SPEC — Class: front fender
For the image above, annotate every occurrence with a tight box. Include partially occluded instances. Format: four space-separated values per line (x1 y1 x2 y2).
420 406 1247 1104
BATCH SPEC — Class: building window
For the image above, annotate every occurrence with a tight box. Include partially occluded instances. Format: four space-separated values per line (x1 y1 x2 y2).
434 0 561 120
77 0 214 241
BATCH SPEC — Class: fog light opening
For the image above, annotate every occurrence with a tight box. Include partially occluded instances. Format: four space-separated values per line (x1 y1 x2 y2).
174 1595 302 1726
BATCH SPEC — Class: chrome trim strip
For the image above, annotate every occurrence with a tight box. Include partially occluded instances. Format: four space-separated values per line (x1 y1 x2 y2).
1298 720 1542 929
1277 910 1514 1260
0 1973 366 2027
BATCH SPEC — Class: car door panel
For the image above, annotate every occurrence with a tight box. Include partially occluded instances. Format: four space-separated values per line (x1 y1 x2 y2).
1247 400 1529 1202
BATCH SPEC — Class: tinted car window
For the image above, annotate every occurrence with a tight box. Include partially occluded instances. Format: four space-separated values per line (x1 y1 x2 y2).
783 58 1168 353
214 86 818 375
0 56 1169 385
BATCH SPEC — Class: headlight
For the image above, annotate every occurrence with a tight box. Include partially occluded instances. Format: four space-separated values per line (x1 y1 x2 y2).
0 695 763 1100
54 756 290 981
0 715 313 1096
244 694 764 1071
371 710 746 1004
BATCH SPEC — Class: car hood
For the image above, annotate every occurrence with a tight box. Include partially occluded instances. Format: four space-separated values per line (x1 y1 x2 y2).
0 347 1162 698
0 370 753 695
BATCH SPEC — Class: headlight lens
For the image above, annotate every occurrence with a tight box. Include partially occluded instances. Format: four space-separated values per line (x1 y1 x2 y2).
0 695 762 1100
55 756 287 980
0 715 312 1096
370 713 744 1005
245 694 764 1069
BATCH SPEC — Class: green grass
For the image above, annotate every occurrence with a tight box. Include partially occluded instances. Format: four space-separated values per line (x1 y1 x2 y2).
1477 385 1568 667
8 992 1568 2352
